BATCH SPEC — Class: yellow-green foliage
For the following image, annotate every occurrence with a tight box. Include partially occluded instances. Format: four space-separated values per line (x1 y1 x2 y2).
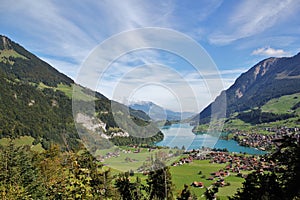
0 136 44 152
38 83 96 101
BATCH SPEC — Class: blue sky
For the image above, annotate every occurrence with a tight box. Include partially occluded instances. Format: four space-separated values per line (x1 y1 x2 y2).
1 0 300 112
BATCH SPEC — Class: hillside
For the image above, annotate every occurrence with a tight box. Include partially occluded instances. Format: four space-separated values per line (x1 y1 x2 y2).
0 35 163 151
0 36 73 86
193 52 300 125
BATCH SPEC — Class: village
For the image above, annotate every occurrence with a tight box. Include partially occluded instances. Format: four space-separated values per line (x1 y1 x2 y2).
232 126 300 150
170 149 279 188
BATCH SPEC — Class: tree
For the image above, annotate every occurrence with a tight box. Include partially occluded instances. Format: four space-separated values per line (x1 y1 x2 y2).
115 172 135 200
271 133 300 199
0 141 46 199
230 133 300 200
64 150 116 199
204 186 218 200
177 184 192 200
229 172 283 200
37 144 67 199
147 159 174 200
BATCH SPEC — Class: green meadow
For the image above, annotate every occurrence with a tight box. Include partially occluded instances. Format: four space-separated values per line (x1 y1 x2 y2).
102 146 246 199
170 160 244 199
99 147 182 172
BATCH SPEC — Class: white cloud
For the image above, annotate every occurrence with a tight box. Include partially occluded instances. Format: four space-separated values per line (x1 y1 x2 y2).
209 0 300 45
251 47 290 57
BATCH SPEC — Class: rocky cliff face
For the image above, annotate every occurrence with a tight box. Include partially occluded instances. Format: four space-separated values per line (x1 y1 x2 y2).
194 52 300 124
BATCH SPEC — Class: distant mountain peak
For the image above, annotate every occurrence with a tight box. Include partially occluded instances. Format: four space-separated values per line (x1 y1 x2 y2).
130 101 195 121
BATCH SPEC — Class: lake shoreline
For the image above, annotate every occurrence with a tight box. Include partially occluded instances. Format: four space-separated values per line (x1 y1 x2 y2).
157 123 267 155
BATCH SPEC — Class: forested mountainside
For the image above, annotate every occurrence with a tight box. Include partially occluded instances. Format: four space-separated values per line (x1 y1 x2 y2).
0 35 163 151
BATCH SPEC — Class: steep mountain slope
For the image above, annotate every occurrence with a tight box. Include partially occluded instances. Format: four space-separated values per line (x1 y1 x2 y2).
194 52 300 124
130 101 195 121
0 35 73 86
0 35 163 150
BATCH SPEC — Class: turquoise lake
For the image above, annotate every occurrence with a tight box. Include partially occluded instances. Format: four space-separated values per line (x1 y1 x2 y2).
156 123 266 155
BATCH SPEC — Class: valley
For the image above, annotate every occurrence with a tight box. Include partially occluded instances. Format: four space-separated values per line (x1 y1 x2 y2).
0 29 299 199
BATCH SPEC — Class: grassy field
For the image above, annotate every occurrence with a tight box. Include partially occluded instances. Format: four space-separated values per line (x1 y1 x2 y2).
99 147 181 172
261 93 300 114
170 160 244 199
117 159 245 199
0 49 27 64
38 83 96 101
59 84 97 101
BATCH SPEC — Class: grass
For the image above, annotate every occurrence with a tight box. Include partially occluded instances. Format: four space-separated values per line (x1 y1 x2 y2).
170 160 244 199
0 49 27 64
118 159 244 199
224 119 252 131
56 83 73 98
171 160 216 198
14 136 34 146
38 82 97 101
217 175 244 198
100 147 179 172
261 93 300 114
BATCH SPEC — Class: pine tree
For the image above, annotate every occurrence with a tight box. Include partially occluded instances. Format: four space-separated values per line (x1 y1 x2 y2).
147 159 174 200
177 184 192 200
115 172 134 200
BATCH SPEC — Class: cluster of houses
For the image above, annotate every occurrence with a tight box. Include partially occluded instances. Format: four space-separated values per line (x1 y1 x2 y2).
206 152 276 173
232 127 300 150
97 151 120 162
192 151 277 173
171 156 193 166
172 150 279 188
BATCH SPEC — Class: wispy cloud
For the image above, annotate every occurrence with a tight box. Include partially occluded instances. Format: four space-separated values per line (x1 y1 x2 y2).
2 0 299 112
209 0 299 45
251 47 291 57
0 0 176 75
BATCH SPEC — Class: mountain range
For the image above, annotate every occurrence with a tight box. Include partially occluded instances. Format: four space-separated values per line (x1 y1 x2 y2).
129 101 195 121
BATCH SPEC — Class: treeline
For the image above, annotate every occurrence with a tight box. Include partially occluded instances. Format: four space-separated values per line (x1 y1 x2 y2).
110 132 164 146
0 143 116 199
0 142 177 200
